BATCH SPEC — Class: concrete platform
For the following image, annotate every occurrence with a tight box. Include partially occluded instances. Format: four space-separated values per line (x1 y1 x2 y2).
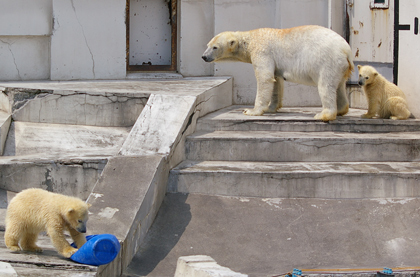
124 193 420 277
0 230 97 276
197 106 420 132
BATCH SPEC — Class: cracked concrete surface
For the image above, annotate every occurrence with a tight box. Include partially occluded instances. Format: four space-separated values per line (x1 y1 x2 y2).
125 194 420 277
0 39 21 80
70 0 96 78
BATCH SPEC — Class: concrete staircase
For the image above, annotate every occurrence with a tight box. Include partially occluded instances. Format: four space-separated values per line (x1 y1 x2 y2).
125 105 420 277
169 106 420 199
0 78 233 277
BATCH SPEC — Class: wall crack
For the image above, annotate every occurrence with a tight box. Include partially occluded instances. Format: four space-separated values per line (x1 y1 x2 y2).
70 0 96 78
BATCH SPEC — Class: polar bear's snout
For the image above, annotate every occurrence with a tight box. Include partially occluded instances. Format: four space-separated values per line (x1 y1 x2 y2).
76 222 87 233
202 48 214 62
202 55 211 62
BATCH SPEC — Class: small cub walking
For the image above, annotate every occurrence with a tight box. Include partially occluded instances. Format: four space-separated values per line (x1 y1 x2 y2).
358 65 411 120
5 188 90 258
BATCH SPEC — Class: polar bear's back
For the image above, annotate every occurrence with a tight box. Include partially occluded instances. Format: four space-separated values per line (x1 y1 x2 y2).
5 188 82 232
248 26 352 86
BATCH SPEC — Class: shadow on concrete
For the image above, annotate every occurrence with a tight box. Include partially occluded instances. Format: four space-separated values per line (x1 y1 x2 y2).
125 193 191 276
2 122 15 156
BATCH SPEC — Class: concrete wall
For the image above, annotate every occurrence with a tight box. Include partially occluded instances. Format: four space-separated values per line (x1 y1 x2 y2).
0 0 126 81
0 0 52 80
0 0 346 107
50 0 126 80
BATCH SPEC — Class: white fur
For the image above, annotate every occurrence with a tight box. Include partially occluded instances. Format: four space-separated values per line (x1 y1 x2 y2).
202 26 354 121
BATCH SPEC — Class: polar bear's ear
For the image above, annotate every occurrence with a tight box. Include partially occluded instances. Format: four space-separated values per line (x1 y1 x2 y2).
357 65 361 70
68 208 75 214
229 39 238 51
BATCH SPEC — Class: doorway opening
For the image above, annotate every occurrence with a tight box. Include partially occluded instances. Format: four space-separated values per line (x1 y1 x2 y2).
126 0 177 71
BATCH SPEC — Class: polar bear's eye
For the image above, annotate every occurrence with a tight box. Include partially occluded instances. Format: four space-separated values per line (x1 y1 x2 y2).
365 76 369 79
78 220 83 223
213 46 218 50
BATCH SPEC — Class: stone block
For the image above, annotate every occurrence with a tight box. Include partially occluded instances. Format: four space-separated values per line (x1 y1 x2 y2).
175 255 247 277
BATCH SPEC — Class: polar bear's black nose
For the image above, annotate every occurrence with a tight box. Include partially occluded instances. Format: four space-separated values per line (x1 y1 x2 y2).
202 55 208 62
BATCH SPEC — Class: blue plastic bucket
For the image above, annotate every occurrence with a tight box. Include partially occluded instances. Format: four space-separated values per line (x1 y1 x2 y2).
70 234 120 266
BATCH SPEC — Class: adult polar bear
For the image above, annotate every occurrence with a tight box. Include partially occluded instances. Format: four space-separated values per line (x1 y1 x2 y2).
202 25 354 121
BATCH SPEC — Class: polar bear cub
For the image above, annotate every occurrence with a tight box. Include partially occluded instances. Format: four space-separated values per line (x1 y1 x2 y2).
202 25 354 121
5 188 90 258
358 65 411 120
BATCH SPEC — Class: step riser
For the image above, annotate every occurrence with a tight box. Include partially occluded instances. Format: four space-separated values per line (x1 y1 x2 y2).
197 121 420 133
0 159 106 200
169 172 420 198
186 139 420 162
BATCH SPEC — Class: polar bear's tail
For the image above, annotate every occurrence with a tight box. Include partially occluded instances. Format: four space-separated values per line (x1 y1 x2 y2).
343 52 354 81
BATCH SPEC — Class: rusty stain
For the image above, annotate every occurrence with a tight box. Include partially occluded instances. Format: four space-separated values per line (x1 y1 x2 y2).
359 21 364 28
355 48 359 58
353 30 359 35
378 40 382 48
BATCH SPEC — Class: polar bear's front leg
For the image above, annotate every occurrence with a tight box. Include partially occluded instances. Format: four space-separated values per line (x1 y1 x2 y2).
48 226 78 258
244 66 275 116
69 227 87 249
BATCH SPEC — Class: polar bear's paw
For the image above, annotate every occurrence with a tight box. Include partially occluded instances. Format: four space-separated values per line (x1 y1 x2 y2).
361 113 374 119
8 245 22 252
21 244 43 252
243 108 265 116
314 111 336 122
62 247 78 258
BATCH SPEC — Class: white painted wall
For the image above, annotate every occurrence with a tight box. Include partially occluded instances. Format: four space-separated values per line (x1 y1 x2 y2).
50 0 126 80
0 0 126 81
179 0 214 76
0 0 52 80
397 0 420 118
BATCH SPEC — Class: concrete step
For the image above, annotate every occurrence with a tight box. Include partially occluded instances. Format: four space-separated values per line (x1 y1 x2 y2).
3 121 130 157
0 122 130 199
197 106 420 132
3 86 148 127
0 230 97 276
185 130 420 162
169 160 420 198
